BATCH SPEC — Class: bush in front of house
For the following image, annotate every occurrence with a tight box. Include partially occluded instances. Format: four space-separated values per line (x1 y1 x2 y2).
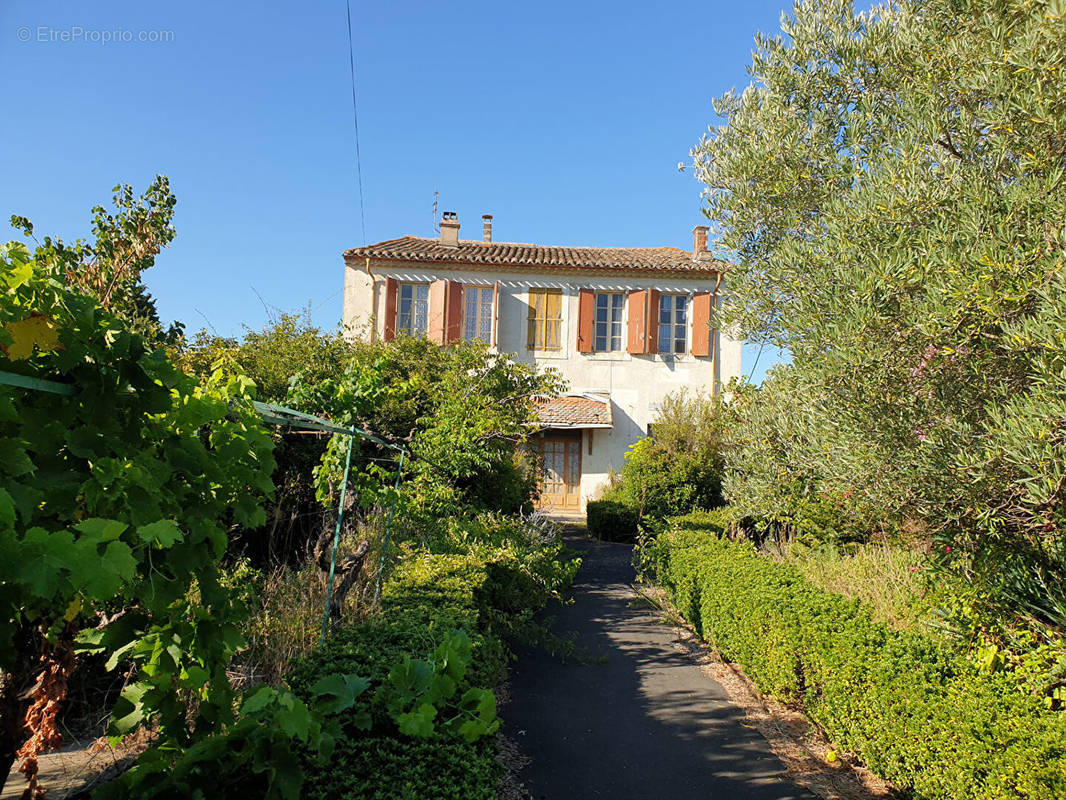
642 515 1066 800
586 500 640 542
609 390 726 522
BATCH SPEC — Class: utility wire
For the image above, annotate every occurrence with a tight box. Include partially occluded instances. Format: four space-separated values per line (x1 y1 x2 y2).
345 0 367 246
745 344 766 384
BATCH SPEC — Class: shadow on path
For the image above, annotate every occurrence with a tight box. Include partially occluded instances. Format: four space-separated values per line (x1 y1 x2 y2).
502 534 818 800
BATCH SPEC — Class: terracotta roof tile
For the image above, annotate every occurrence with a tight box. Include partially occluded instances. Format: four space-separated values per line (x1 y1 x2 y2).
535 394 612 428
344 236 723 275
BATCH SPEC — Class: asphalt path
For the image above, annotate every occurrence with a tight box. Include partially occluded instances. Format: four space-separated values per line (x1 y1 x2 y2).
502 533 818 800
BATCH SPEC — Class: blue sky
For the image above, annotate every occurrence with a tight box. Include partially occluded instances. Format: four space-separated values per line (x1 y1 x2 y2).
1 0 790 383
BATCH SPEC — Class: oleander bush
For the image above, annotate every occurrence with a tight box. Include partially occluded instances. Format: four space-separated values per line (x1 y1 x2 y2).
605 390 726 522
643 516 1066 800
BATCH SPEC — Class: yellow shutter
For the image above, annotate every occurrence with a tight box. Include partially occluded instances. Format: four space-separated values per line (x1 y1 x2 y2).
546 290 561 349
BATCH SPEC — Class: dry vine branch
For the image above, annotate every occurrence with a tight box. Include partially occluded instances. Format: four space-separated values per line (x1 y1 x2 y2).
15 627 77 800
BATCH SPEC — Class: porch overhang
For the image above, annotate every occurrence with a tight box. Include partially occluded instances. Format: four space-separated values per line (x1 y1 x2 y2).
533 392 613 430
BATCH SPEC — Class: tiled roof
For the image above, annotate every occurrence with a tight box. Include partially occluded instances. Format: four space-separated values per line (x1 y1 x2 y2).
535 394 613 429
344 237 723 275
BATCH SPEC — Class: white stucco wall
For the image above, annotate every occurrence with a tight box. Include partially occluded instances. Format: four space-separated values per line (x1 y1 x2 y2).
343 260 742 511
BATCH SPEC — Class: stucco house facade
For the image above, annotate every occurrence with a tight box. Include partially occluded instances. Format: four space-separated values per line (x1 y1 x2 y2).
342 212 741 514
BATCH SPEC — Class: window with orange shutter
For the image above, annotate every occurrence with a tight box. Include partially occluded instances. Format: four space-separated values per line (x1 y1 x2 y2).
397 283 429 336
657 294 688 354
594 292 624 352
527 289 563 350
463 285 494 343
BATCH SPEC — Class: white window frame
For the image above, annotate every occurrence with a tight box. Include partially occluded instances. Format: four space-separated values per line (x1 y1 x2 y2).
463 285 495 343
657 293 688 355
594 292 625 353
397 282 429 336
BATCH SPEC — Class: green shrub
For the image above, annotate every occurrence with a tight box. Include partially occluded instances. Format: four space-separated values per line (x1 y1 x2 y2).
587 500 639 542
646 518 1066 800
614 391 725 520
301 736 498 800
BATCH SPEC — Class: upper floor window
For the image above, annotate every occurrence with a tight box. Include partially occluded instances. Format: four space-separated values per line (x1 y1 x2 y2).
397 282 429 336
594 292 624 352
527 288 563 351
658 294 688 354
464 285 494 343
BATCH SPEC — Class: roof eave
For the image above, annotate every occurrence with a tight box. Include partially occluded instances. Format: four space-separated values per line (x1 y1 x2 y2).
343 251 725 276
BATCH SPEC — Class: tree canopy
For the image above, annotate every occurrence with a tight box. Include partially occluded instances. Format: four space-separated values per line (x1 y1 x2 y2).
697 0 1066 620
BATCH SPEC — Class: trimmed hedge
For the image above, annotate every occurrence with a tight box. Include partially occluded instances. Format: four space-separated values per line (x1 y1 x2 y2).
289 553 511 799
645 515 1066 800
587 499 639 542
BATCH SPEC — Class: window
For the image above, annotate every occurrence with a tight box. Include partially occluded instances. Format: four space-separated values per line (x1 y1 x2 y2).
658 294 688 354
463 285 494 343
397 283 429 336
527 289 563 350
594 292 624 352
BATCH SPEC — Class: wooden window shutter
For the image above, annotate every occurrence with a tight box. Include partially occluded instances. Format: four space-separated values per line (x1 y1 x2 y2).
526 290 539 349
428 279 447 344
492 281 499 347
576 288 595 353
646 289 661 354
444 280 464 345
627 289 647 354
383 277 398 342
690 291 712 356
546 290 562 350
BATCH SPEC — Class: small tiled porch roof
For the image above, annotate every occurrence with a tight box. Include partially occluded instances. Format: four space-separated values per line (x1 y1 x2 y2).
534 393 613 429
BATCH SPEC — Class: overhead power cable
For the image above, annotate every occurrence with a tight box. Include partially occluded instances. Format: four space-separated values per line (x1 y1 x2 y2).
345 0 367 246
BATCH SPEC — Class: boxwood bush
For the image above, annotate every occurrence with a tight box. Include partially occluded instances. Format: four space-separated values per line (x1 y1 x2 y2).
586 500 639 542
644 515 1066 800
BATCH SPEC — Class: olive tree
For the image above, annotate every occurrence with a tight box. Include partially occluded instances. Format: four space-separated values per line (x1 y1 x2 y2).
697 0 1066 615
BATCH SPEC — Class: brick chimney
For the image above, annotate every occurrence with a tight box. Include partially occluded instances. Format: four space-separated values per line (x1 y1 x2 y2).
482 214 493 243
440 211 460 247
693 225 710 259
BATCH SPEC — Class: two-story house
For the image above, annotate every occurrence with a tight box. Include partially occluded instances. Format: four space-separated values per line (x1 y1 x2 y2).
342 212 742 514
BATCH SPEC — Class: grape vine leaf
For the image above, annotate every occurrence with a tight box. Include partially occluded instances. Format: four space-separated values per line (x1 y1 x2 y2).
19 528 75 597
395 702 437 738
137 519 183 547
241 686 276 715
311 673 370 714
0 489 14 531
3 315 61 360
74 518 128 543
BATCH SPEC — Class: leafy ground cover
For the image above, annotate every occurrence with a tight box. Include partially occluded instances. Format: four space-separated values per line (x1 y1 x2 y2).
289 527 578 800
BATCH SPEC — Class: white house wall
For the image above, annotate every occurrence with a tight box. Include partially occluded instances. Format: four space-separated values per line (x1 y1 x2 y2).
343 261 743 510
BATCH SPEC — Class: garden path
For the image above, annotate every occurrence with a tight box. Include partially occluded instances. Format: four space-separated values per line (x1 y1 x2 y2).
502 532 818 800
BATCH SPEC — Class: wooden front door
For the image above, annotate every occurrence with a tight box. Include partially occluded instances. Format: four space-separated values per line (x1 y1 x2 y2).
535 436 582 511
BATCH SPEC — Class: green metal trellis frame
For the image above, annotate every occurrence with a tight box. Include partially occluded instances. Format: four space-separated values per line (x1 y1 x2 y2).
0 371 407 646
248 402 407 645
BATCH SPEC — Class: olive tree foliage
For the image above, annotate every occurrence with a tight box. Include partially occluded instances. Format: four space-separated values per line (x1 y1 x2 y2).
695 0 1066 612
